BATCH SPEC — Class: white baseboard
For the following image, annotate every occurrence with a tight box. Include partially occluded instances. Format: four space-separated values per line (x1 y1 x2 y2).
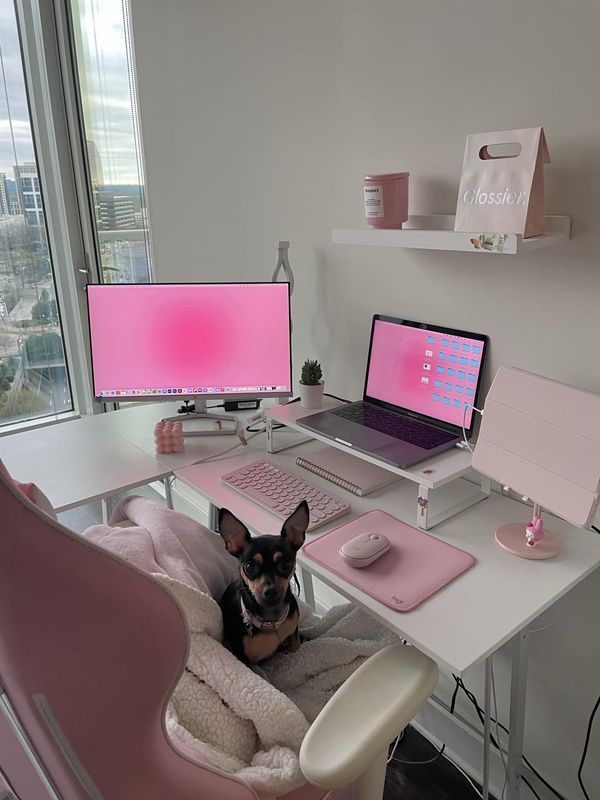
412 693 562 800
411 696 506 798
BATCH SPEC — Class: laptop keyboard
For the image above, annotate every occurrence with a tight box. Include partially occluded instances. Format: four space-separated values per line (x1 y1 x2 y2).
221 459 351 531
332 403 457 450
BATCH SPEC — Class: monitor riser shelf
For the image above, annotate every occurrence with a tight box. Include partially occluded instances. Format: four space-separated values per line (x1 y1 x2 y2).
265 401 491 531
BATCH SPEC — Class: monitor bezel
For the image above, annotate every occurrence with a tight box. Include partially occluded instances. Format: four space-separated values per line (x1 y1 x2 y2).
363 314 489 438
86 281 293 403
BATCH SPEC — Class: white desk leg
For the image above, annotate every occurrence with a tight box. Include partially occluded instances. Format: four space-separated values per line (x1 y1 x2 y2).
483 657 492 800
299 565 316 610
163 477 173 509
506 630 530 800
207 501 220 532
101 498 109 524
266 417 275 454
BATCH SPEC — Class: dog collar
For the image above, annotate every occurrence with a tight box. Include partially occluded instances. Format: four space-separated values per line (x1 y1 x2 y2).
240 597 290 635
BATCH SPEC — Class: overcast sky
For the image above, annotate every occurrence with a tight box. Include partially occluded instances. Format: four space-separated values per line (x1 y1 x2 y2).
0 0 142 185
0 2 34 178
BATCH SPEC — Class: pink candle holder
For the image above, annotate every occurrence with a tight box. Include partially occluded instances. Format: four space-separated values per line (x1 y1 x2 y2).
364 172 409 229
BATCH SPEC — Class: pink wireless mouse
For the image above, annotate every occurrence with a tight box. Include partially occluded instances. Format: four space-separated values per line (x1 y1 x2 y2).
340 532 391 568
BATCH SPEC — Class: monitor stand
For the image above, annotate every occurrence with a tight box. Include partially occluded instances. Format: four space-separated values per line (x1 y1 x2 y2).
162 397 238 437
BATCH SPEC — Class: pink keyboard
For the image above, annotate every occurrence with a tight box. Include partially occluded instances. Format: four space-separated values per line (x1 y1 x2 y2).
221 459 351 531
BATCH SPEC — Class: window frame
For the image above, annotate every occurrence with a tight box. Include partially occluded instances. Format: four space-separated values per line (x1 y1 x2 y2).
57 0 156 288
10 0 95 427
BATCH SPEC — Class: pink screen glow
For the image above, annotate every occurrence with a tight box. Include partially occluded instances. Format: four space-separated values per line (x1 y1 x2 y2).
87 283 291 399
365 320 486 429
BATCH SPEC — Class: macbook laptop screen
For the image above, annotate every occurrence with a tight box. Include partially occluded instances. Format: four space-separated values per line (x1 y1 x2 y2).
365 317 488 432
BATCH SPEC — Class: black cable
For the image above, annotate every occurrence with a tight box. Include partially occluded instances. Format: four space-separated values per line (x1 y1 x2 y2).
457 678 544 800
523 776 543 800
455 678 542 800
591 524 600 534
284 392 351 405
245 422 284 433
577 693 600 800
450 676 460 714
453 676 563 800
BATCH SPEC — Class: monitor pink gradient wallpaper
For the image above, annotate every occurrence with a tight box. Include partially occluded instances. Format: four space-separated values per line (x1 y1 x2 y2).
87 283 291 399
365 319 486 428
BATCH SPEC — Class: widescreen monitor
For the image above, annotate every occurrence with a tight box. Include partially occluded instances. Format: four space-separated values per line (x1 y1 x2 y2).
87 282 292 402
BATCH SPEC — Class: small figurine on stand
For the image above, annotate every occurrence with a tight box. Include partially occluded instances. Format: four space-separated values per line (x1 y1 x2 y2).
525 515 544 547
495 501 561 560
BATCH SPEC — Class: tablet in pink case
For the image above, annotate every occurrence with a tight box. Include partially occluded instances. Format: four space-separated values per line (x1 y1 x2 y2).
302 509 476 611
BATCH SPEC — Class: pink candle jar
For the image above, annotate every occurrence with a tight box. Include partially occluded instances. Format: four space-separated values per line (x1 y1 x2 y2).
363 172 409 229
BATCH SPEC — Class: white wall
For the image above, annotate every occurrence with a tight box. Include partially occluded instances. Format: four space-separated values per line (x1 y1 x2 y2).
131 2 600 797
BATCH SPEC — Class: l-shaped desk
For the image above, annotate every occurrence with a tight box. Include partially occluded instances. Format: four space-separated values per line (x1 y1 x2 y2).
2 400 600 800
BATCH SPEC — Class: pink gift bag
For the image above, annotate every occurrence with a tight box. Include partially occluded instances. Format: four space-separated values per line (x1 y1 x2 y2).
454 127 550 239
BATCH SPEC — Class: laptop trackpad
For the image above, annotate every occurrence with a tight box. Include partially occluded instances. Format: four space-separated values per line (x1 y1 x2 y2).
300 410 347 433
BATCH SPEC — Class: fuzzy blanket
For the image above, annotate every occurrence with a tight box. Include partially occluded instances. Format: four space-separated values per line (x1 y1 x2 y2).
82 497 399 799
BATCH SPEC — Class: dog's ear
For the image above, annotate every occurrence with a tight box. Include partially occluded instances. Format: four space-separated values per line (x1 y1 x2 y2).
281 500 309 551
218 508 251 557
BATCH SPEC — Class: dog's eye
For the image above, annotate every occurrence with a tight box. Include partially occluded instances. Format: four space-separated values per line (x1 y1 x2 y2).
244 560 260 578
277 558 294 575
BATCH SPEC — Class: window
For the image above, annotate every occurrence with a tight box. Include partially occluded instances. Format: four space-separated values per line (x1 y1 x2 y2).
68 0 153 284
0 0 74 427
0 0 153 431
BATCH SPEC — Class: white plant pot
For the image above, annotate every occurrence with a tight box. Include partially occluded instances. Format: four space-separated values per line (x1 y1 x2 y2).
299 382 324 409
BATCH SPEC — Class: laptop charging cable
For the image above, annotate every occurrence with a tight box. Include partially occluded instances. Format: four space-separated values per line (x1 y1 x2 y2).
458 402 484 454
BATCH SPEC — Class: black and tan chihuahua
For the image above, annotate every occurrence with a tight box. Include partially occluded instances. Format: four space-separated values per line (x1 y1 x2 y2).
218 501 309 665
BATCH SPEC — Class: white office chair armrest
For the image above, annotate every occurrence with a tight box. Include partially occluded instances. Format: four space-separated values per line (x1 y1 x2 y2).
299 644 438 790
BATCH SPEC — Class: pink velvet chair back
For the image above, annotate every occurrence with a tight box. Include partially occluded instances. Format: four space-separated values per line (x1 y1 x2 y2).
0 460 260 799
0 459 347 800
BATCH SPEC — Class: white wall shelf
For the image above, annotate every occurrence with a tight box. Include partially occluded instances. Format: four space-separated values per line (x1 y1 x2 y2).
332 214 571 255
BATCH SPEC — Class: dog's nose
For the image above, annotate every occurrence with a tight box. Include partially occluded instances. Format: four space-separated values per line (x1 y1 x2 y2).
264 585 280 604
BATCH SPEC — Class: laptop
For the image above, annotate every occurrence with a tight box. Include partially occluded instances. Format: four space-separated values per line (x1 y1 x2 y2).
297 315 489 469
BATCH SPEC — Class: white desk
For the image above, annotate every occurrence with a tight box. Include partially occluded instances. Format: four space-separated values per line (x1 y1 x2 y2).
0 415 171 516
173 431 600 800
174 436 600 675
3 402 600 800
0 401 266 516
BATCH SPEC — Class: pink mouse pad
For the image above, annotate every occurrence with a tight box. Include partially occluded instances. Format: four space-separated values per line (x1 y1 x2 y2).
302 509 476 611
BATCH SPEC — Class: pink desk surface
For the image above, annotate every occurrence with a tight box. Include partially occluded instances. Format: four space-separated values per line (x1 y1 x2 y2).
302 509 476 611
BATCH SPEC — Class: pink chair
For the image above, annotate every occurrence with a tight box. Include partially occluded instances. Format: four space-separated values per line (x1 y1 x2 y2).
0 459 438 800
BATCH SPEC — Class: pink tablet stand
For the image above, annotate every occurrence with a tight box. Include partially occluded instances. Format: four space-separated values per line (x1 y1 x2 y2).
495 505 561 560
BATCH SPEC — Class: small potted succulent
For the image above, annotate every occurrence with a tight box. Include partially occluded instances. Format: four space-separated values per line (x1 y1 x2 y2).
299 358 324 409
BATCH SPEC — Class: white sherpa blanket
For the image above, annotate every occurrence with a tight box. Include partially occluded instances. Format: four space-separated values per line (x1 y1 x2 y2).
82 497 399 799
